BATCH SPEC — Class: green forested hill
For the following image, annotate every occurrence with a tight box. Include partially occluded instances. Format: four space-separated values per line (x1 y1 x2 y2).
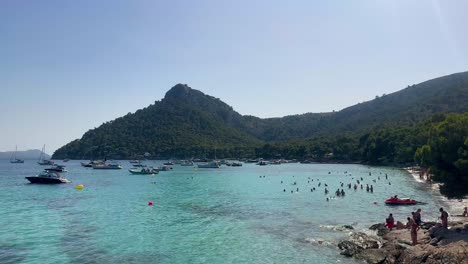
53 71 468 160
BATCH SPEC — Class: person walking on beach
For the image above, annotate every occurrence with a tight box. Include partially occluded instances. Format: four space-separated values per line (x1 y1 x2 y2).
439 208 449 228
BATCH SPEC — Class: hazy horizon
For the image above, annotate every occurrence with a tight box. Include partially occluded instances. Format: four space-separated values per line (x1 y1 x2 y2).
2 0 468 152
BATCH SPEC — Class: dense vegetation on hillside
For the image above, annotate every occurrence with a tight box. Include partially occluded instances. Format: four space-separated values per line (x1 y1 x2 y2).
53 72 468 196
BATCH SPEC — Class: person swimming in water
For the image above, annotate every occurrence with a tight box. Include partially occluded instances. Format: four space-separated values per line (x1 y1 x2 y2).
340 189 345 196
366 184 369 192
370 185 374 193
324 188 329 194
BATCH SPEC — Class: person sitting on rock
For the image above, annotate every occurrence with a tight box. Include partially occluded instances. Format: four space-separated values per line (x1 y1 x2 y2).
406 217 414 229
385 213 395 230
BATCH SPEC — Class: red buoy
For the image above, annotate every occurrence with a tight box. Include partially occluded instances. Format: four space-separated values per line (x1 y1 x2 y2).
148 201 153 206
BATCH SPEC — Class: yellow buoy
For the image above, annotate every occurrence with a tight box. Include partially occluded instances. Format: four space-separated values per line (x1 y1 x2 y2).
75 184 84 190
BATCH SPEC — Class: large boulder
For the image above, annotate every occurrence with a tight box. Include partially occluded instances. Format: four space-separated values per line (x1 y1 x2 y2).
370 223 390 236
338 232 380 257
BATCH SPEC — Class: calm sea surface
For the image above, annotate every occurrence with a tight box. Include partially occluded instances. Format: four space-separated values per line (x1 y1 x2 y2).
0 161 449 264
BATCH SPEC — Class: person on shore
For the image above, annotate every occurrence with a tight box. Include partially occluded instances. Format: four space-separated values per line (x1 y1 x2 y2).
406 217 414 229
414 209 422 226
463 207 467 217
385 213 395 230
440 208 449 228
410 218 420 245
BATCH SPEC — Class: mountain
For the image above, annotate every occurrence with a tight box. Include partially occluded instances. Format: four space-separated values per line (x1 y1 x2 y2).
53 71 468 159
0 149 51 160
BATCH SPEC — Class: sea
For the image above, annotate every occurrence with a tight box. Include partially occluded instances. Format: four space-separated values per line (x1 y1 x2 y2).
0 160 460 264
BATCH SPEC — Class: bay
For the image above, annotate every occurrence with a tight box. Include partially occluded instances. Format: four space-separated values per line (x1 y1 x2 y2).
0 161 448 264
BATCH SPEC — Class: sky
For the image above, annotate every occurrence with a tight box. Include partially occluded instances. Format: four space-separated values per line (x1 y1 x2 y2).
1 0 468 153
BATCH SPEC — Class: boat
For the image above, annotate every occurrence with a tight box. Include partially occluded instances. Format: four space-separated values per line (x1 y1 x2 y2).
257 160 269 166
158 165 173 171
37 145 54 165
231 162 243 167
129 167 159 175
384 196 418 205
10 145 24 163
197 161 220 168
81 160 104 167
129 160 145 167
163 161 174 165
63 159 70 162
93 162 122 170
180 160 194 166
45 165 68 173
25 171 71 184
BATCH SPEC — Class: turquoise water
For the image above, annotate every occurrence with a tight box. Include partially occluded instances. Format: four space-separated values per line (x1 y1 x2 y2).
0 161 448 264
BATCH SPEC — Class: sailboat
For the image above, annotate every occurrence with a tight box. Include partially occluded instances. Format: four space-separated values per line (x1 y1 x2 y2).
10 145 24 163
37 145 54 166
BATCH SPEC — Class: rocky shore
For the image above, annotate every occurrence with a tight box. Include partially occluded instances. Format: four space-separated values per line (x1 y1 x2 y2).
337 219 468 264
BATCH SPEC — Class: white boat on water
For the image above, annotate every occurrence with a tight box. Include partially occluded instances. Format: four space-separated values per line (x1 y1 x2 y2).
197 161 220 168
37 145 54 165
93 162 122 170
180 160 194 166
10 145 24 164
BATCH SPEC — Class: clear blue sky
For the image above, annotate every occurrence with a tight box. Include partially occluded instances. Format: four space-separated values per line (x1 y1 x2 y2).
1 0 467 153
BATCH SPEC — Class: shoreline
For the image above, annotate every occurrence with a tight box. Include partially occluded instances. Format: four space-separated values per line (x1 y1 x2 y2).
337 220 468 264
334 168 467 264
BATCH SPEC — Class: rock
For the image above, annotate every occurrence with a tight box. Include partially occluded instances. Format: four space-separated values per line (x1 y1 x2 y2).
428 225 448 239
429 237 440 246
343 225 354 230
338 232 380 257
356 248 387 264
338 240 362 257
370 223 390 236
420 221 437 230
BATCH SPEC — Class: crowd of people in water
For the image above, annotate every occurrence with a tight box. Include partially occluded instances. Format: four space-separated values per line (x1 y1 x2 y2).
385 206 467 246
272 168 467 247
279 170 388 202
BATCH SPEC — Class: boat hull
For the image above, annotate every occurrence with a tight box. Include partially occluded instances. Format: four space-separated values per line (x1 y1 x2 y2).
25 176 69 184
384 198 418 205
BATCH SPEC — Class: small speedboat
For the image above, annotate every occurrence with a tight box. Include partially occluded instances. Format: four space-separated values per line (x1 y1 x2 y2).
163 161 174 166
10 159 24 164
158 165 173 171
384 197 418 205
93 163 122 170
26 171 71 184
231 162 243 167
129 167 159 175
38 160 54 166
180 160 194 166
257 161 269 166
197 161 220 168
45 165 68 173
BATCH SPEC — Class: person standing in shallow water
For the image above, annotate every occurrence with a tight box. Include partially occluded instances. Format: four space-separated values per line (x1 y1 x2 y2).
440 208 449 228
